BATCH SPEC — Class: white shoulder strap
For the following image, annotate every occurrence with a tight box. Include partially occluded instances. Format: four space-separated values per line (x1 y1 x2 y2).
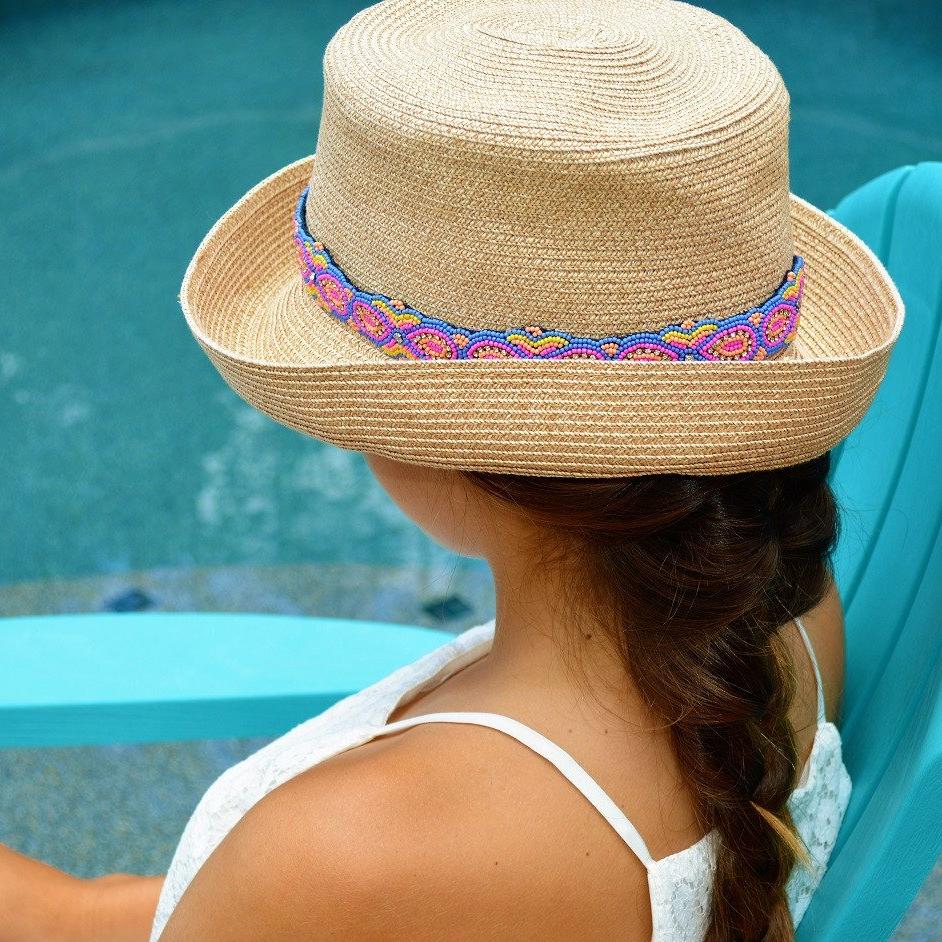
372 711 655 869
794 616 827 725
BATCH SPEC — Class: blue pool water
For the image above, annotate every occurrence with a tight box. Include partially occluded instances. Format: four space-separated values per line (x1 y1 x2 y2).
1 0 940 936
2 0 941 597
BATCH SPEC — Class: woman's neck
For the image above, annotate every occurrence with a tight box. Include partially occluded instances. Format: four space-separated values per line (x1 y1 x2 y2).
480 550 651 732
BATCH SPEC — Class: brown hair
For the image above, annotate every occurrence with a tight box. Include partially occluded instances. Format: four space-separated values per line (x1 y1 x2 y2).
464 450 838 940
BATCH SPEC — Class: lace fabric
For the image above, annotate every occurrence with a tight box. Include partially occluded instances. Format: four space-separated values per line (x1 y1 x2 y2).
645 723 852 941
785 723 853 924
149 619 851 942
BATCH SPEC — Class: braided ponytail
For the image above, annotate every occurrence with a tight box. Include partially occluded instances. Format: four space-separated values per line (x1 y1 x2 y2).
465 451 838 940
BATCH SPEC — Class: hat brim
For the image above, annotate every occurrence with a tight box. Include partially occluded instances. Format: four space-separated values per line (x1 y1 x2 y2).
181 155 903 477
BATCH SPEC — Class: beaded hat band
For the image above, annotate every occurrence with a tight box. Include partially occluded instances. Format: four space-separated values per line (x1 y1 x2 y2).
294 188 805 363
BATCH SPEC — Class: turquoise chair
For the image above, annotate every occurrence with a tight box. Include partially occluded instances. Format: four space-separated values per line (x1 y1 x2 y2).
1 164 940 940
797 162 942 941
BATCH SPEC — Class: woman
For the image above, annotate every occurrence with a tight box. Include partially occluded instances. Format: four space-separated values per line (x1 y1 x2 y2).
3 0 903 938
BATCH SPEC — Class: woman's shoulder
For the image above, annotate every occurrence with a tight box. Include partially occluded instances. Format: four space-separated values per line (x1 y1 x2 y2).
155 723 513 939
157 719 650 941
795 578 846 725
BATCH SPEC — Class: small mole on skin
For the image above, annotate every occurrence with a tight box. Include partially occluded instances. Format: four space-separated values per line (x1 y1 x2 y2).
584 633 593 640
568 728 573 733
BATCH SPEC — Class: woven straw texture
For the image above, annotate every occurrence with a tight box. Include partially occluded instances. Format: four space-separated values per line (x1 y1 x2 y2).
181 0 904 477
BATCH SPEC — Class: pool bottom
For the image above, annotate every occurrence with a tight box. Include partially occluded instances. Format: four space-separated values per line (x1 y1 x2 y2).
0 560 494 630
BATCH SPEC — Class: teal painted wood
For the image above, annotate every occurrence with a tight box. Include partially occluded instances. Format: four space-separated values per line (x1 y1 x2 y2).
798 162 942 941
0 613 453 747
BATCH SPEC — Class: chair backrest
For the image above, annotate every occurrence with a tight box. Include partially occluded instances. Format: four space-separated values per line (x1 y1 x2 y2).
797 163 942 941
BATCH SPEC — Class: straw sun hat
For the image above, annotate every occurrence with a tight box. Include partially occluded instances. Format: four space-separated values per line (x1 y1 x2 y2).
182 0 903 478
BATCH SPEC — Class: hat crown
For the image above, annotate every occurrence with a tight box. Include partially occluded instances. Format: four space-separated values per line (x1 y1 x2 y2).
475 10 640 51
306 0 793 335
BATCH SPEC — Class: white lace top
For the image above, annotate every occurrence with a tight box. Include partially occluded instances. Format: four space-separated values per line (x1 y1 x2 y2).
150 616 852 941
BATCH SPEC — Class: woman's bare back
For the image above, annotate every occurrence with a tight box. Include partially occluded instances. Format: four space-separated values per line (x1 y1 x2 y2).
157 582 845 942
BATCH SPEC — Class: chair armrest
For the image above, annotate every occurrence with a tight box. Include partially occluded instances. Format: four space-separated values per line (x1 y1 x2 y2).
0 613 453 746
